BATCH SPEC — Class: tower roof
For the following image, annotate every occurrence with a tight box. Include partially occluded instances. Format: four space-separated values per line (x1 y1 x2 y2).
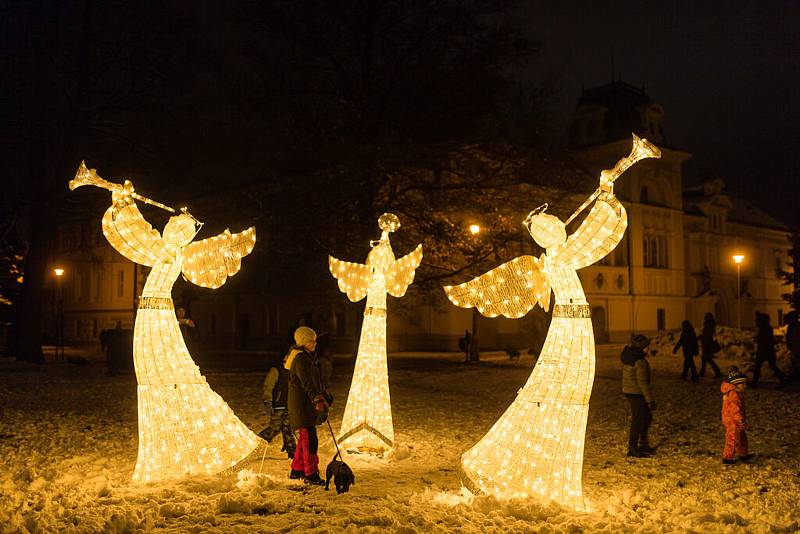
569 80 667 149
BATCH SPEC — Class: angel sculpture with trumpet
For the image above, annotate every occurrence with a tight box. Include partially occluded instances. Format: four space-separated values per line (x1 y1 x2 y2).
329 213 422 451
444 134 661 510
70 162 261 483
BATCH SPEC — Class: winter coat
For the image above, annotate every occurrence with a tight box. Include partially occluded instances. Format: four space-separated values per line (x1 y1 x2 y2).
262 365 290 409
721 382 746 429
673 328 699 357
755 322 776 360
701 319 717 353
621 345 654 402
287 348 324 430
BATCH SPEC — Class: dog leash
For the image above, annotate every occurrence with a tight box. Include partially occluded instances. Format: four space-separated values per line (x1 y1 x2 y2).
326 418 343 461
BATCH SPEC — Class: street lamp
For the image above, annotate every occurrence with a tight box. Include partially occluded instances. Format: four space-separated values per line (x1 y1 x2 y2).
733 254 744 330
468 224 481 362
54 267 65 360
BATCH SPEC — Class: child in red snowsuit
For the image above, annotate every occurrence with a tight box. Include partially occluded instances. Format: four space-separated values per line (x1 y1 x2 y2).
721 367 752 464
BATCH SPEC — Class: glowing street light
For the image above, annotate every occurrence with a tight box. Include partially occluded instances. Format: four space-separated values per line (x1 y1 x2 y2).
469 224 481 235
733 254 745 329
54 268 64 277
53 267 65 359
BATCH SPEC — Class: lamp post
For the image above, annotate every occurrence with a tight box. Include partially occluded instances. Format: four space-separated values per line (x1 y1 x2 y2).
733 254 744 330
54 268 64 360
468 224 480 362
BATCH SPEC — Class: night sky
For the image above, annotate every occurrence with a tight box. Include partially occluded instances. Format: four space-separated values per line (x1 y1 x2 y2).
521 1 799 225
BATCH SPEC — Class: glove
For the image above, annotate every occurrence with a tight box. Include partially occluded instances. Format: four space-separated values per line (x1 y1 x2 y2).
647 401 656 411
313 395 327 412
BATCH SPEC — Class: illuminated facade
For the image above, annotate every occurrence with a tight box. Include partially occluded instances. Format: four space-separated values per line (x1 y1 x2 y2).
330 213 422 450
445 135 660 510
70 163 262 483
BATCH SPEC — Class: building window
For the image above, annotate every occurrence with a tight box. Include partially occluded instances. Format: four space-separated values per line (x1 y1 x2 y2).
643 235 669 269
657 308 666 331
117 270 125 298
778 309 784 326
774 250 784 272
640 186 649 204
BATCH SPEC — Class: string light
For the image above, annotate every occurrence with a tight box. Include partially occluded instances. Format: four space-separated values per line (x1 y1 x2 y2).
445 134 660 510
330 213 423 451
72 163 261 483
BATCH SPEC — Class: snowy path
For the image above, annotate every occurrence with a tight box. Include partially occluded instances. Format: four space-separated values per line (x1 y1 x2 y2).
1 346 798 533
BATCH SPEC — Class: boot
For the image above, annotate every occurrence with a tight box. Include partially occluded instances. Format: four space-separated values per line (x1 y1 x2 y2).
639 444 657 455
289 469 304 479
303 472 325 486
722 458 736 465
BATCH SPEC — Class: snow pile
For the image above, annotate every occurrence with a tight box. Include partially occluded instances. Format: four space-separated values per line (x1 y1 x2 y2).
1 347 799 532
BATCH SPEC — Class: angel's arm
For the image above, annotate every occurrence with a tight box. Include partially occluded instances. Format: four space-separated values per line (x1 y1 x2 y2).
101 189 172 266
444 255 550 319
557 192 627 270
181 227 256 289
386 244 423 298
329 256 371 302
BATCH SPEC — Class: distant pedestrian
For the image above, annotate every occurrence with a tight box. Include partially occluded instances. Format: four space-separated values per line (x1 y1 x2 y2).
673 320 699 382
699 313 723 378
176 307 196 345
752 312 786 387
721 366 752 465
785 310 800 381
621 334 656 457
259 354 296 459
460 330 472 362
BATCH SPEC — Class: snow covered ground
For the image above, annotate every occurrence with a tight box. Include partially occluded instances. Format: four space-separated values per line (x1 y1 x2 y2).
1 337 798 533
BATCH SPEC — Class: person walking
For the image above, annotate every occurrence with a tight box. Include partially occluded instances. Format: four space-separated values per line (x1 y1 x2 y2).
752 312 786 387
673 320 699 382
621 334 656 457
699 313 723 378
785 310 800 381
287 326 329 485
259 353 296 459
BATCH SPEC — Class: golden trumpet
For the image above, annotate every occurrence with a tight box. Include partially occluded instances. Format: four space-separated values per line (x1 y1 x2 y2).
69 161 176 213
565 133 661 226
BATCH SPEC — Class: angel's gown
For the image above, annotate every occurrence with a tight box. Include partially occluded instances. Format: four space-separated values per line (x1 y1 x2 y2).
101 200 261 483
332 237 422 450
461 192 627 511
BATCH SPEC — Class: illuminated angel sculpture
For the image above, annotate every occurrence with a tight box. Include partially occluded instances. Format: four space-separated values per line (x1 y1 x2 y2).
330 213 423 451
70 162 261 483
444 134 661 510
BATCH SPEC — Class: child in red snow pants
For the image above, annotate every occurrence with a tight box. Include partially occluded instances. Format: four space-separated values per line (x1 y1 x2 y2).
723 424 748 460
721 370 749 463
291 426 319 476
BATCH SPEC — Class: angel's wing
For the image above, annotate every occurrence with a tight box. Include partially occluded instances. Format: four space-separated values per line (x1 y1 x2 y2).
181 227 256 289
329 256 372 302
444 255 550 319
386 244 423 298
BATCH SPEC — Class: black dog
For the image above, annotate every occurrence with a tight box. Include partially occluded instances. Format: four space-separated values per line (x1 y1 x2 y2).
325 454 355 494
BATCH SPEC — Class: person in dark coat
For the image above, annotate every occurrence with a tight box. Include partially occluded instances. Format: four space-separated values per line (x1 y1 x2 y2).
752 312 786 387
259 353 296 459
287 326 329 485
621 334 656 457
785 310 800 381
673 320 699 382
699 313 723 378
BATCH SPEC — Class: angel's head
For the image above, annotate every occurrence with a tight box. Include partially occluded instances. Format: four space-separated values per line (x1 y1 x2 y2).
163 213 201 247
524 204 566 249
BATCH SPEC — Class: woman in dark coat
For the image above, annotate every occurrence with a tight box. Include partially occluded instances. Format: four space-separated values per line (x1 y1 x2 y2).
673 320 699 382
287 326 329 485
752 312 786 387
699 313 723 378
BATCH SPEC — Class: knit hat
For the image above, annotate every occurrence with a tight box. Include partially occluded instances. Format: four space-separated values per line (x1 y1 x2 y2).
631 334 650 349
727 368 749 385
294 326 317 346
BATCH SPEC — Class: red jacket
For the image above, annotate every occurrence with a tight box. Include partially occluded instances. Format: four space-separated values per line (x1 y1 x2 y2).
721 382 746 429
